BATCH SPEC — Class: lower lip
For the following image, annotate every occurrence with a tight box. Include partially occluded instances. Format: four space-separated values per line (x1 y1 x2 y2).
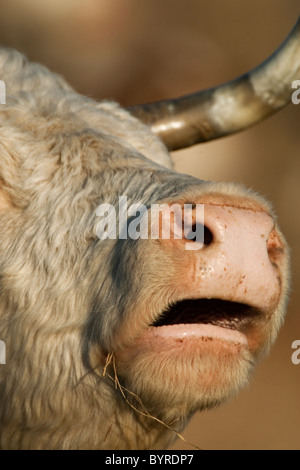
145 323 248 346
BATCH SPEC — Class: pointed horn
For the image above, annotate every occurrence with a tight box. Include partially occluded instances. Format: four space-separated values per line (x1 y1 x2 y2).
127 17 300 151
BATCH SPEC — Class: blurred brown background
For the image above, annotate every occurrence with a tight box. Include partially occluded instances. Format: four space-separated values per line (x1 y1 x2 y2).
0 0 299 450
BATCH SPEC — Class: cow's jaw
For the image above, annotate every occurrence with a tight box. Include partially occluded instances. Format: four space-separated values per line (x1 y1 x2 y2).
114 298 266 406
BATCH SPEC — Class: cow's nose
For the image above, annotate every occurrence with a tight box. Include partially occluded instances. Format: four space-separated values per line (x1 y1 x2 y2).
168 203 283 312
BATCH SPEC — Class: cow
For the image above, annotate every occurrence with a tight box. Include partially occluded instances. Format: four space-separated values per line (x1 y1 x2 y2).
0 17 299 450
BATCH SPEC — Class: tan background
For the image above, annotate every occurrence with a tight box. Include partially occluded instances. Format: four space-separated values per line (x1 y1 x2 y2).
0 0 299 450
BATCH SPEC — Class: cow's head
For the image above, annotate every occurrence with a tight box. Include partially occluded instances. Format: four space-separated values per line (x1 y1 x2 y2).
0 18 298 450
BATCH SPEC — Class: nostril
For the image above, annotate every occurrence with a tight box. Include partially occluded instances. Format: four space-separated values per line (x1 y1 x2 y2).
267 229 284 265
203 225 213 246
186 224 213 246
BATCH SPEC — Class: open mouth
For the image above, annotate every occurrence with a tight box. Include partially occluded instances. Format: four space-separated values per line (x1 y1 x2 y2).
151 298 262 333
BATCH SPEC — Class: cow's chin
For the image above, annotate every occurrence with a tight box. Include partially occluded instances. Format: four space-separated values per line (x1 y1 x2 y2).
115 325 255 420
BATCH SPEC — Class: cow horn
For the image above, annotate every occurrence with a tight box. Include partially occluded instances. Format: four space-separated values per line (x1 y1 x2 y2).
127 17 300 151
